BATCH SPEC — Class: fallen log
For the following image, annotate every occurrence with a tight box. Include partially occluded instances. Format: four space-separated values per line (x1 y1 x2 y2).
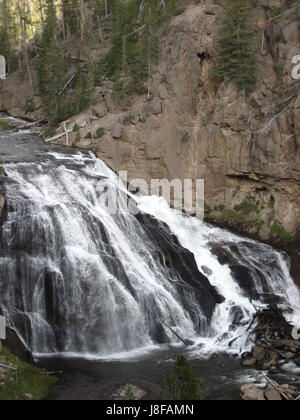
243 304 300 372
44 129 72 143
0 363 17 371
160 320 195 347
248 304 295 341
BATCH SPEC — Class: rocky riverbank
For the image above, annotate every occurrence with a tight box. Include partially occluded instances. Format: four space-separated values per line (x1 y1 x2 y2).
239 304 300 400
241 382 300 401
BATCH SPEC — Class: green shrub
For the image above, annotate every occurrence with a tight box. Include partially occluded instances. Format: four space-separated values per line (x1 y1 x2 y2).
182 132 191 143
85 132 92 139
166 355 205 400
124 385 135 400
271 221 293 242
123 114 136 125
271 5 284 18
0 120 11 131
0 158 4 175
234 195 257 216
95 127 105 138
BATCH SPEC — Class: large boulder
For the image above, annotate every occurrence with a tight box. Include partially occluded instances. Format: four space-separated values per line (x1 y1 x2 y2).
242 358 257 368
241 385 265 401
158 85 168 100
92 103 107 118
112 123 123 139
264 385 282 401
148 98 162 115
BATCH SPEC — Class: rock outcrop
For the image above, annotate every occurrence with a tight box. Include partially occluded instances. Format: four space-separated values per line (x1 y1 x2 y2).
1 0 300 242
0 71 45 122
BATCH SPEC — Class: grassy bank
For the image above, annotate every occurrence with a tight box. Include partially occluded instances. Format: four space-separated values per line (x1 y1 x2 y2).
0 347 56 400
0 120 11 131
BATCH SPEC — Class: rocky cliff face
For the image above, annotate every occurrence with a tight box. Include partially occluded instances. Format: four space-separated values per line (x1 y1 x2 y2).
0 71 45 122
1 0 300 243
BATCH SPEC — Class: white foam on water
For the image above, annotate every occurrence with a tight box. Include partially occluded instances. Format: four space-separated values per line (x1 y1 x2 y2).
34 344 166 362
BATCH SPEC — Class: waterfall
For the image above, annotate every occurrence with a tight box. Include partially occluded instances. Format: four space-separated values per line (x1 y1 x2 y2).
139 197 300 354
0 149 299 359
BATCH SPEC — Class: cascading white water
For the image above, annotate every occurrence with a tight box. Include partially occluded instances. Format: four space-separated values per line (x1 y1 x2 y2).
139 197 300 355
0 152 218 357
1 150 300 359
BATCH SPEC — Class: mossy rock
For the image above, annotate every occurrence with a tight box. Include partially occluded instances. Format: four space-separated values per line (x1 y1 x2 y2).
0 347 57 400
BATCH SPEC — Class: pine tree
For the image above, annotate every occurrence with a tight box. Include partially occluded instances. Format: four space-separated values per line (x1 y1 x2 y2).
0 0 17 72
0 0 11 61
74 51 95 113
106 0 140 96
212 0 256 92
166 355 205 401
37 0 66 123
106 0 163 98
62 0 78 41
140 0 160 98
93 0 108 40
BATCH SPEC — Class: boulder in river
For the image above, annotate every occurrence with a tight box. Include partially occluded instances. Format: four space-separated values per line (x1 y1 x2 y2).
242 357 257 368
264 385 282 401
241 384 265 401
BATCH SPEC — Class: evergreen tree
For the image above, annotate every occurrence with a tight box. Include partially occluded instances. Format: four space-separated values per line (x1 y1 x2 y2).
106 0 140 96
166 355 205 401
74 51 95 113
0 0 11 62
140 0 160 98
0 0 17 72
37 0 66 123
106 0 163 98
212 0 256 92
62 0 79 41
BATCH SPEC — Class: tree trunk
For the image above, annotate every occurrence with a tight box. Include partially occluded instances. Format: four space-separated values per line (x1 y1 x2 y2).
39 0 44 30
